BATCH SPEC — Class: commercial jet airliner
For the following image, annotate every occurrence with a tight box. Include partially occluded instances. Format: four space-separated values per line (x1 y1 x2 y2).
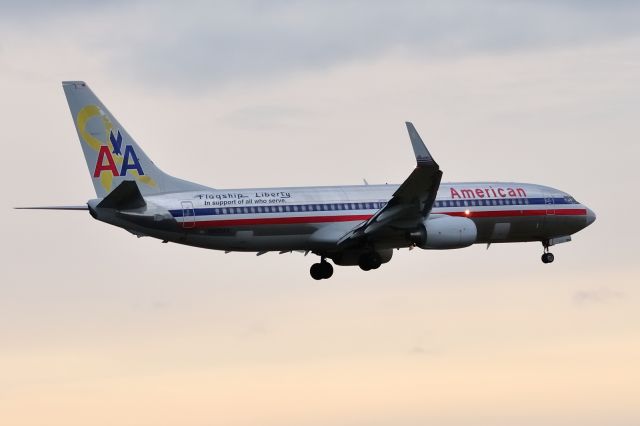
19 82 596 279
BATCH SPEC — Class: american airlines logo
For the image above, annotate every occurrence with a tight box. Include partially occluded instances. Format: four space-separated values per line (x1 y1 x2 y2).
93 130 145 178
450 186 527 199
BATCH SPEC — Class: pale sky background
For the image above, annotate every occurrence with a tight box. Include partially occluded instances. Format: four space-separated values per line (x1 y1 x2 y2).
1 1 639 425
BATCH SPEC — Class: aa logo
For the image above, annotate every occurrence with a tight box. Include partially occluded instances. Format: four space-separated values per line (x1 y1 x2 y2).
93 130 145 177
76 104 155 193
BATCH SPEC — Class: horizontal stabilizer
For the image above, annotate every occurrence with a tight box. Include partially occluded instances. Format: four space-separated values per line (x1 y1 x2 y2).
97 180 146 210
15 205 88 210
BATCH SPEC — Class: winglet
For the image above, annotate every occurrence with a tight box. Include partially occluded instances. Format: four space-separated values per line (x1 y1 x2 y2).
405 122 438 168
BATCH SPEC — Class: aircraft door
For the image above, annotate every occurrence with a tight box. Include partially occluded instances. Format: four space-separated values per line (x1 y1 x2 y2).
181 201 195 229
544 196 555 215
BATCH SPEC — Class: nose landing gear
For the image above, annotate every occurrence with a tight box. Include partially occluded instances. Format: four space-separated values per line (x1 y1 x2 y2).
310 258 334 280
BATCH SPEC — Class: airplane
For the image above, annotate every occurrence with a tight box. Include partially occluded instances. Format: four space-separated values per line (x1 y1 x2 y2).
18 81 596 280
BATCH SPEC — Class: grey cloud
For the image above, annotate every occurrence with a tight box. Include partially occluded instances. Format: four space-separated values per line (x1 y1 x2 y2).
408 344 441 357
224 105 310 129
122 0 640 87
0 0 125 17
573 288 625 305
4 0 640 88
240 322 269 337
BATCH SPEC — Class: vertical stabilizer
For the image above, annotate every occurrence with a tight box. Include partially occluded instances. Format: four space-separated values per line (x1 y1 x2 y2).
63 81 208 197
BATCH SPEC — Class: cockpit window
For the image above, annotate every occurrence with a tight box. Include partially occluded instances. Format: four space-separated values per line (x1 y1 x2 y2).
564 195 578 204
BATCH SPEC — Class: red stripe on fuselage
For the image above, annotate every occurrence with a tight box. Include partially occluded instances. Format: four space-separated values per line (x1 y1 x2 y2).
192 214 373 228
445 208 587 218
188 208 587 228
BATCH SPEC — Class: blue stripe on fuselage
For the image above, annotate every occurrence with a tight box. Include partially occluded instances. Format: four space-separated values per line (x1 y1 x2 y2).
169 196 577 218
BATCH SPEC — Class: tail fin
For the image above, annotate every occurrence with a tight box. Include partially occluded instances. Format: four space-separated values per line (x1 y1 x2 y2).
63 81 209 198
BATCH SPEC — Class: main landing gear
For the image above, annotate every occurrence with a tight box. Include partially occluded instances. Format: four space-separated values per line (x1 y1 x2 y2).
541 241 555 264
358 252 382 271
310 258 333 280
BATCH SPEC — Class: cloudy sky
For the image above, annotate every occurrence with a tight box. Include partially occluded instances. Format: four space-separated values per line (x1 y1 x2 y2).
1 1 639 425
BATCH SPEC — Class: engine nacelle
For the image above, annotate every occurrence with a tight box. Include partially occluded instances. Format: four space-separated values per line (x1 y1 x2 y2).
410 215 477 249
332 248 393 266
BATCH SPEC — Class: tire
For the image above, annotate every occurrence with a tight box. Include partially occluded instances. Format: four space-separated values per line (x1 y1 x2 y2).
321 262 334 279
310 263 324 280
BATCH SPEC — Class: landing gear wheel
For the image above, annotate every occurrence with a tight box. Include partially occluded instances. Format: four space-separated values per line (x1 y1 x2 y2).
310 260 334 280
358 252 382 271
320 261 333 279
310 263 324 280
541 252 555 264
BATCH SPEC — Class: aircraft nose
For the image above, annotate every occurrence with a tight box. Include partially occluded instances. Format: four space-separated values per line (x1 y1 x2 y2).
586 207 596 226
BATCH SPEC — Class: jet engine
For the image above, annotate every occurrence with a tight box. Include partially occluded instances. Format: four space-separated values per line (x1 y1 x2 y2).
408 215 477 249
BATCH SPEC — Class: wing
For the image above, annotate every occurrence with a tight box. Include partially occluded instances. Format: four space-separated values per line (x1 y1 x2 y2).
338 122 442 246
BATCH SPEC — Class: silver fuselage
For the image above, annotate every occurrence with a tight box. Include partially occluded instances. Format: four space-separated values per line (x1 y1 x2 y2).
89 181 595 254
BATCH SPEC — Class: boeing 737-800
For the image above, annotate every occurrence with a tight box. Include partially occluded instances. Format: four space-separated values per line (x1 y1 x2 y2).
19 82 596 279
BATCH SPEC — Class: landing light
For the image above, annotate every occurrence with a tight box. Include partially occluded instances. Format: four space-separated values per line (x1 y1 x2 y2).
465 209 470 215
